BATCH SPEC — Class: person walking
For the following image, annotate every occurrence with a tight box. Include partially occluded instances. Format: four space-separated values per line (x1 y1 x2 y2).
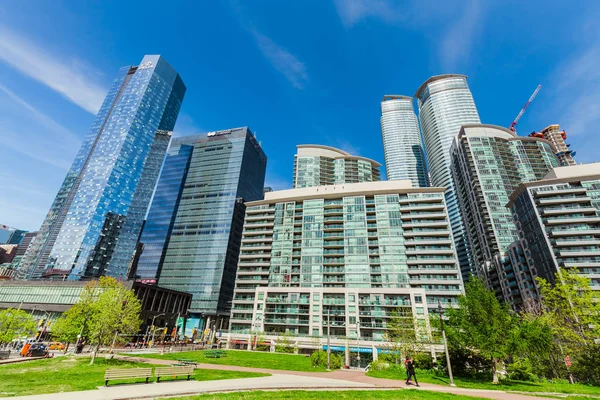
405 356 420 387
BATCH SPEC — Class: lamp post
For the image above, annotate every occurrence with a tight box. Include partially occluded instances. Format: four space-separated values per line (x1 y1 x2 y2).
438 300 455 387
326 307 331 370
150 313 165 348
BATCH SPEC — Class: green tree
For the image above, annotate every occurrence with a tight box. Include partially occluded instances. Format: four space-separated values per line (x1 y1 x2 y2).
88 277 142 364
0 309 36 345
51 281 99 351
445 277 516 384
384 307 423 364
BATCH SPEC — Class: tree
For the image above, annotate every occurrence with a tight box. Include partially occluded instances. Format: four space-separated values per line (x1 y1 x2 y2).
537 268 600 383
537 268 600 352
87 277 142 364
0 309 36 346
445 277 516 383
384 307 423 364
51 281 99 351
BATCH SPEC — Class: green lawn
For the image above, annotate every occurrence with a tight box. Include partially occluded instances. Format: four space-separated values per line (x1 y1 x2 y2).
367 368 600 396
0 356 268 397
134 349 326 372
169 390 487 400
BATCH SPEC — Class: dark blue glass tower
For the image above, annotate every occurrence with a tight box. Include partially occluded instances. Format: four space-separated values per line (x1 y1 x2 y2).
134 127 267 320
18 55 186 280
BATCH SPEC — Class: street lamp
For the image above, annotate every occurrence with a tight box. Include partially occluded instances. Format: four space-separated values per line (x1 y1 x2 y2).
150 313 165 348
356 321 361 368
438 299 455 387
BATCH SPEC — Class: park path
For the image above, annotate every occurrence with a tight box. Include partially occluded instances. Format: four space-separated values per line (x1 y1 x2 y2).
3 354 561 400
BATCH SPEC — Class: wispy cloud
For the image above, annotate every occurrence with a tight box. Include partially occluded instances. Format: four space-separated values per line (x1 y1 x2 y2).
333 0 487 71
252 31 309 89
438 0 484 71
172 111 205 137
0 25 107 113
0 83 81 169
333 0 402 27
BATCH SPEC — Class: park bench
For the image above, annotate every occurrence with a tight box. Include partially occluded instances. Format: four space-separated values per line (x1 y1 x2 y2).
155 365 195 382
104 368 153 386
0 350 10 360
204 350 226 358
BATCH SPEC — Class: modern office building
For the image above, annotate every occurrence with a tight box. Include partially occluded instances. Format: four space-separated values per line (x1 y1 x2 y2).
508 163 600 292
293 145 380 188
415 74 481 282
135 127 267 327
18 55 185 281
529 124 576 167
230 180 463 344
380 95 429 187
450 124 559 306
0 225 27 245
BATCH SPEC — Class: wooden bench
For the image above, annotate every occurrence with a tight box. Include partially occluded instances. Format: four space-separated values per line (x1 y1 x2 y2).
104 368 153 386
0 350 10 360
155 366 195 382
204 350 226 358
176 359 199 366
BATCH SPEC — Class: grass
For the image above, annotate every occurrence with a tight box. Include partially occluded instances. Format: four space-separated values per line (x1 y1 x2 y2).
133 349 326 372
168 390 488 400
0 356 268 397
367 367 600 396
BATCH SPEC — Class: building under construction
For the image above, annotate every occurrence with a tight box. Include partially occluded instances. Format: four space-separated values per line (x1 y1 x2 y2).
529 124 576 166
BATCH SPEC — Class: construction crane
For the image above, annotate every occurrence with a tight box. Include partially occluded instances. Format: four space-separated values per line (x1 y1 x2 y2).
509 84 542 133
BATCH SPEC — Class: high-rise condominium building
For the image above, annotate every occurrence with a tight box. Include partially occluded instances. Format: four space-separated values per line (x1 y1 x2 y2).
450 125 559 306
529 124 576 167
508 163 600 292
0 225 27 245
293 145 380 188
415 74 481 282
380 95 429 187
135 127 267 323
19 55 185 280
230 180 463 342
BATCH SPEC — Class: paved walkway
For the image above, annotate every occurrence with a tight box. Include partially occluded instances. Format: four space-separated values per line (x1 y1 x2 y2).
3 354 564 400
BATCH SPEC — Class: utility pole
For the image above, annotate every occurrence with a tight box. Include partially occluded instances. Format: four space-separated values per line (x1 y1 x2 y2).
356 321 361 368
326 307 331 370
438 300 455 387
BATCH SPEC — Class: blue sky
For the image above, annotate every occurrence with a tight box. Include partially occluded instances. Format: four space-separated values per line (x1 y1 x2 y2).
1 0 599 231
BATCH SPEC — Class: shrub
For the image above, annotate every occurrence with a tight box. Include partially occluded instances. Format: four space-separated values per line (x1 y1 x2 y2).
310 350 343 369
275 332 296 354
507 358 536 382
414 352 434 370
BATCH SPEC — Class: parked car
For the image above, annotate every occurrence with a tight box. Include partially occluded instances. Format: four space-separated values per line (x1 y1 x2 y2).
24 343 49 357
48 342 66 350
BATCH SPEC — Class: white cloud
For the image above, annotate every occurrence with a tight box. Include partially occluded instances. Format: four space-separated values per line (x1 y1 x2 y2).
0 25 107 114
438 0 483 71
333 0 401 27
0 84 81 169
172 111 205 137
252 31 309 89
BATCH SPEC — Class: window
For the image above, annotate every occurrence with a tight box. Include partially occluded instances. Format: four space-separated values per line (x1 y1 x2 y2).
313 305 320 312
349 316 356 324
348 294 355 303
416 307 424 315
414 296 422 303
313 293 320 301
312 315 320 322
349 305 356 313
312 328 320 336
257 293 264 300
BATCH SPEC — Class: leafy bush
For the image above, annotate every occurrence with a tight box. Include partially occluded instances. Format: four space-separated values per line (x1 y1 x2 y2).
310 350 343 369
275 333 296 354
378 352 402 364
414 352 434 370
507 358 536 382
438 346 493 380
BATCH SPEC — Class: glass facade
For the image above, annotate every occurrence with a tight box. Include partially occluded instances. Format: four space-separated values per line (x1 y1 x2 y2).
293 145 380 188
18 55 186 280
231 182 463 338
450 124 558 306
143 128 267 316
510 168 600 292
415 75 481 282
380 96 429 187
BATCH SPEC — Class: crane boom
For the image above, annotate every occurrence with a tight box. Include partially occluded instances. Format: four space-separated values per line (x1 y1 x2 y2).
509 84 542 132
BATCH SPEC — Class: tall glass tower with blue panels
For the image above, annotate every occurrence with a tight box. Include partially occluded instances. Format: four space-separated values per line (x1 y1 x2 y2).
135 127 267 322
18 55 186 281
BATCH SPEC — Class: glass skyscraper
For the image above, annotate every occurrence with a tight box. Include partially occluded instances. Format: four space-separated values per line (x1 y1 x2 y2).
450 124 559 305
380 95 429 187
135 127 267 322
293 145 381 188
18 55 186 280
415 75 481 282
